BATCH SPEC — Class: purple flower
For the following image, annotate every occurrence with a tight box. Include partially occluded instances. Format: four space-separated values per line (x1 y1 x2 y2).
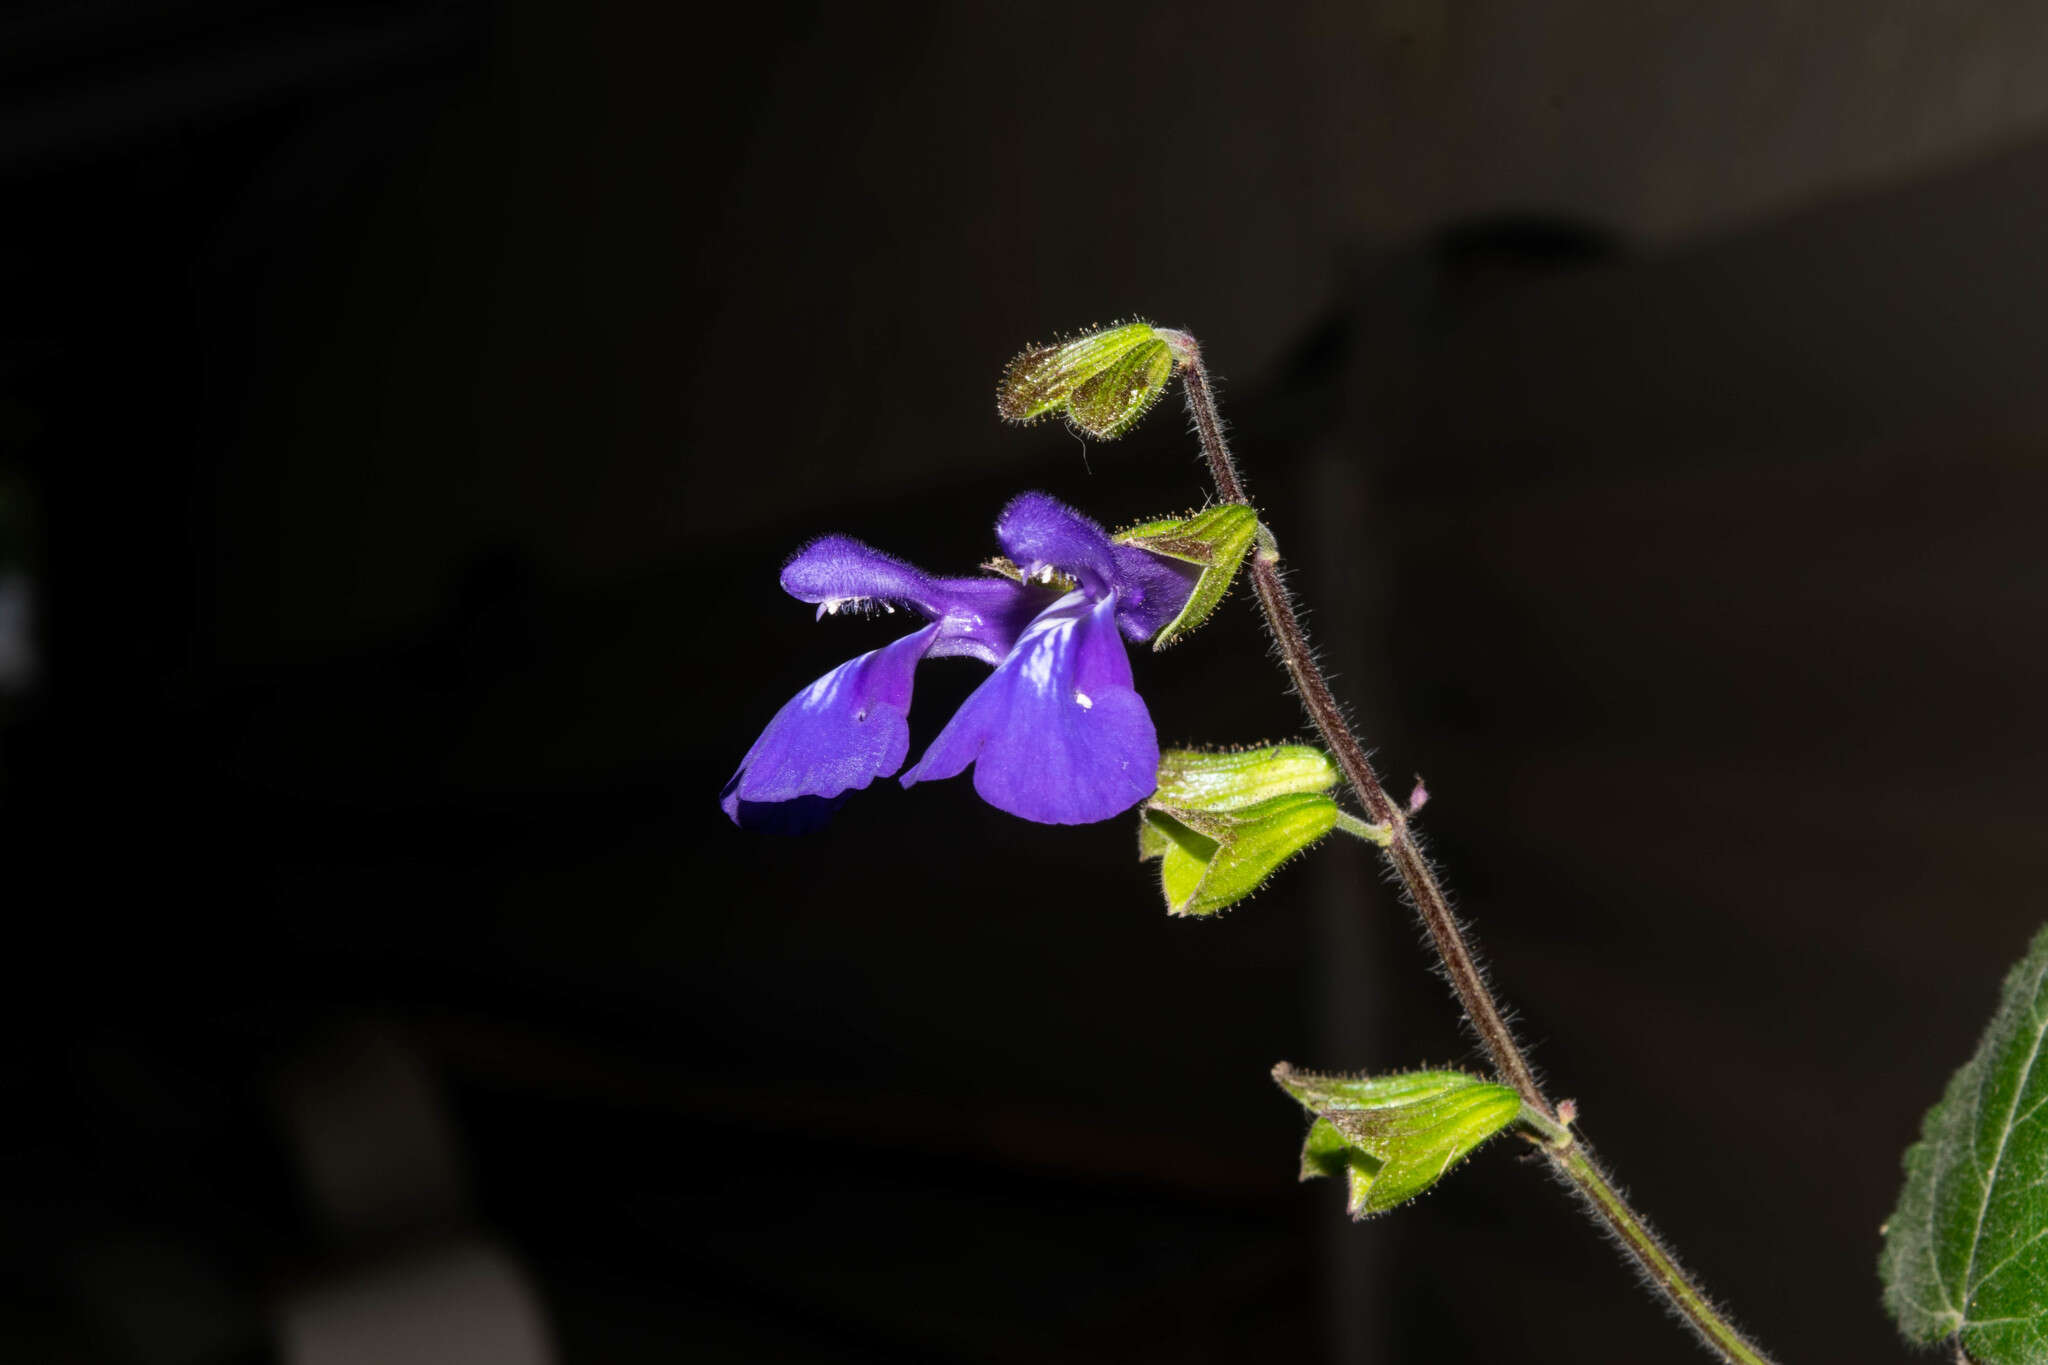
721 492 1199 830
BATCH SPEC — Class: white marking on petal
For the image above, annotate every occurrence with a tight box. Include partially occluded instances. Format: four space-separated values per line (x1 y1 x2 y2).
1020 631 1059 692
1013 591 1087 696
1074 690 1092 709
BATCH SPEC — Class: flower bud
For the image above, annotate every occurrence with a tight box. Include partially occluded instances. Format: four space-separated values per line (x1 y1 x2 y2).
1152 743 1338 810
1139 793 1337 917
998 322 1176 440
1274 1065 1522 1218
1138 745 1345 916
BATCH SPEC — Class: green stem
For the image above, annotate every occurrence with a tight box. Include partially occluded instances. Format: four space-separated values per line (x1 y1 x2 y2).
1333 810 1392 845
1159 326 1780 1365
1523 1110 1776 1365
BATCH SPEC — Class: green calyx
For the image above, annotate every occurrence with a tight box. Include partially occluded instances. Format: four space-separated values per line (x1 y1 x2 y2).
997 321 1177 440
1138 746 1342 916
1114 504 1261 649
1140 796 1338 918
1274 1066 1521 1218
1153 743 1337 810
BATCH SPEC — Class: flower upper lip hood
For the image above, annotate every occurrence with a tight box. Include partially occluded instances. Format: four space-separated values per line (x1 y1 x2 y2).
991 493 1201 644
777 534 1040 667
721 492 1199 830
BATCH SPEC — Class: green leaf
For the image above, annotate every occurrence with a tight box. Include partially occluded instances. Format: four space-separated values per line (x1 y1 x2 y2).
1880 924 2048 1364
997 322 1177 439
1274 1066 1522 1217
1113 505 1261 648
1138 794 1337 917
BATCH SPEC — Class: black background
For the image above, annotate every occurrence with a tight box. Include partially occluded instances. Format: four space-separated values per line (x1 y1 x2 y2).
4 4 2045 1362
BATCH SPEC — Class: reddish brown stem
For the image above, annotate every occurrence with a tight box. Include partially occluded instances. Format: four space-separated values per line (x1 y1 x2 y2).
1158 328 1779 1365
1162 330 1545 1112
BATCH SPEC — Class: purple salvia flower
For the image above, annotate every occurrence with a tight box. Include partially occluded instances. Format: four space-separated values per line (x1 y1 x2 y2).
722 492 1198 830
897 589 1154 823
718 536 1041 830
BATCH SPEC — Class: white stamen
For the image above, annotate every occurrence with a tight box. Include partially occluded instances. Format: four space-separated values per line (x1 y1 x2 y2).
1074 690 1093 709
817 596 877 620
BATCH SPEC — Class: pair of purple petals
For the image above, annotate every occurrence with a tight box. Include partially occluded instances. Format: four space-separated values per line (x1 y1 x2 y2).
720 492 1200 830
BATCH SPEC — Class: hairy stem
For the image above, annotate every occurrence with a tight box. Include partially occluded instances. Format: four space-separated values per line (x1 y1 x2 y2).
1161 329 1544 1109
1521 1108 1777 1365
1159 328 1779 1365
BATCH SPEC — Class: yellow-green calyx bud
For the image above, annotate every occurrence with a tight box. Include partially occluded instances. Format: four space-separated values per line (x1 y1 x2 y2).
997 321 1177 440
1114 504 1261 650
1153 743 1337 810
1140 796 1338 917
1138 745 1343 916
1273 1066 1521 1218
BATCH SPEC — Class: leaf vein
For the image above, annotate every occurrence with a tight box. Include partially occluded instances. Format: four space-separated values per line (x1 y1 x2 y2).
1965 1222 2048 1305
1959 958 2048 1307
2006 1087 2048 1136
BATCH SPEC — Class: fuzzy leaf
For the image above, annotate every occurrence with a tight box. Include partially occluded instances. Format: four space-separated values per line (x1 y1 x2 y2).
1138 793 1337 917
1275 1066 1521 1217
998 322 1176 439
1880 924 2048 1364
1114 505 1260 648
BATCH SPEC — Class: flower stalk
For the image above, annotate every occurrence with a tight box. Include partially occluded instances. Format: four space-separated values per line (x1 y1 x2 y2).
1158 327 1780 1365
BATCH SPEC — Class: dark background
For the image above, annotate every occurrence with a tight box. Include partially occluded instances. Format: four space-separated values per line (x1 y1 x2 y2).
4 3 2045 1362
